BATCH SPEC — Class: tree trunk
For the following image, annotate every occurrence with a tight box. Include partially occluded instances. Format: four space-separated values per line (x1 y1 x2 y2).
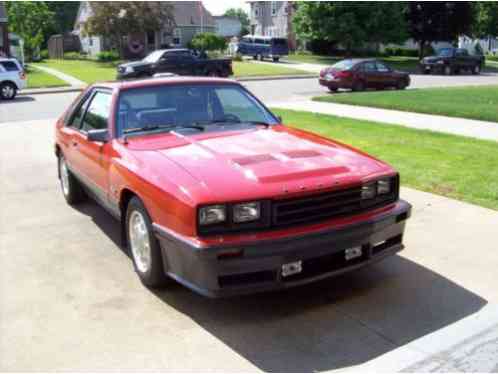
419 40 426 60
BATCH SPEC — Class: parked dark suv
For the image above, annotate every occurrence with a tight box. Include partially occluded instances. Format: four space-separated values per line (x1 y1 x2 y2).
420 48 485 75
319 59 410 92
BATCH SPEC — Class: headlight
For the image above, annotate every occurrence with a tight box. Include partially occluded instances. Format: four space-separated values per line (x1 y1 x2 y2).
377 178 392 195
436 60 445 64
361 183 377 200
233 202 261 223
199 205 226 225
125 66 134 73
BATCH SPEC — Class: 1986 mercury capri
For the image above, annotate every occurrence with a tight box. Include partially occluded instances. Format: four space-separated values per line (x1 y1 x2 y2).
55 77 411 297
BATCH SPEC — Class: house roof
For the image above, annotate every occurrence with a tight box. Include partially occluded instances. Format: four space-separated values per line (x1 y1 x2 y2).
0 2 7 23
74 1 215 31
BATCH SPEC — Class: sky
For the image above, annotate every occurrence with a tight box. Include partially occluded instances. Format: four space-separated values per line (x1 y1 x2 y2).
202 0 250 16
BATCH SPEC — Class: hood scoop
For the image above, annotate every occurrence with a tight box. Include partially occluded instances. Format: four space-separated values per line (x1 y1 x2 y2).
282 150 322 159
233 154 277 166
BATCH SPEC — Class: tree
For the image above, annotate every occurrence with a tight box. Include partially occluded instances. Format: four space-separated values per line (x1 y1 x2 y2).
6 1 55 60
46 2 80 35
293 2 408 55
473 2 498 38
189 33 227 52
84 2 175 57
406 2 474 58
223 8 250 36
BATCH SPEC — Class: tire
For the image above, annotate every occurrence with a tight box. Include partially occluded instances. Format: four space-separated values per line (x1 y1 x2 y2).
258 54 263 61
58 155 86 205
396 80 407 90
272 57 280 62
252 55 258 60
328 87 338 93
0 82 17 100
352 80 365 92
126 196 170 288
444 65 453 76
472 64 481 75
207 70 219 77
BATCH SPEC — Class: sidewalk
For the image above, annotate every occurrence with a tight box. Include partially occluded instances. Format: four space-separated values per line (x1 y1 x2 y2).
269 99 498 142
29 65 86 88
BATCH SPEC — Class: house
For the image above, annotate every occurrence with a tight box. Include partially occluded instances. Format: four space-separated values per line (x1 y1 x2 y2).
248 1 296 50
459 35 498 54
0 2 9 57
73 1 216 58
214 16 242 38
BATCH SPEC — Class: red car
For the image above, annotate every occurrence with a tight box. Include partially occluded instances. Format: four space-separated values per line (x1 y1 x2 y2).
319 59 411 92
55 77 411 297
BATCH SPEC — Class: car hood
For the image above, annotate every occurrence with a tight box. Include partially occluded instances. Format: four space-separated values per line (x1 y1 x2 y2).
125 126 394 203
423 56 445 63
118 60 151 70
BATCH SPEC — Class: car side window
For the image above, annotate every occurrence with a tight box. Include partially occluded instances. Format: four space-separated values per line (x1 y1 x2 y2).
376 62 390 72
67 92 93 129
81 91 112 132
363 62 376 72
456 49 468 57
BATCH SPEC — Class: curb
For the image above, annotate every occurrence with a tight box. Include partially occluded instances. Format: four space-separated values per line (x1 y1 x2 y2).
19 75 318 96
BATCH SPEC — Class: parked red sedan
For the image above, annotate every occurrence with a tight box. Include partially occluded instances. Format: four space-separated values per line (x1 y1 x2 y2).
55 77 411 297
319 59 410 92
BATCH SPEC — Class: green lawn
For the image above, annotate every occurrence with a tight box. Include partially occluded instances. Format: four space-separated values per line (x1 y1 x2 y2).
34 59 119 84
25 66 68 89
32 59 310 84
313 85 498 123
233 61 312 77
271 109 498 211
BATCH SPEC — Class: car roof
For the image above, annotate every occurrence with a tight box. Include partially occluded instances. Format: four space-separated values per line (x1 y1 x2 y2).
153 48 190 54
93 76 241 92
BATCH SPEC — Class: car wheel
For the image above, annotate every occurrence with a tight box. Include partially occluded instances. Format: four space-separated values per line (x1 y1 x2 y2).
328 87 338 93
444 66 452 76
126 197 170 288
472 64 481 75
58 155 86 205
272 57 280 62
0 82 17 100
396 80 407 90
207 70 219 77
352 80 365 92
258 54 263 61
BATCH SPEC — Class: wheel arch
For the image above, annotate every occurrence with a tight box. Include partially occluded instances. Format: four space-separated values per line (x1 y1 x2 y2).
0 80 19 89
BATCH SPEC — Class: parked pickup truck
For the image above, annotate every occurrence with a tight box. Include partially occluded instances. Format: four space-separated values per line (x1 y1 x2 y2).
117 48 233 79
420 47 485 75
55 76 411 297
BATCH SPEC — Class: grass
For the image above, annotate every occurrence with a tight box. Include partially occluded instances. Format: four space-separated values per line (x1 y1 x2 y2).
34 59 119 84
32 59 311 84
313 85 498 123
233 61 312 77
25 66 68 89
271 109 498 211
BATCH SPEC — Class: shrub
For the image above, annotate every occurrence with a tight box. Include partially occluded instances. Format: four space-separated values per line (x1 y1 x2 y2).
474 42 484 56
40 49 49 60
96 51 119 62
232 53 243 62
384 47 419 57
63 51 86 60
189 33 227 52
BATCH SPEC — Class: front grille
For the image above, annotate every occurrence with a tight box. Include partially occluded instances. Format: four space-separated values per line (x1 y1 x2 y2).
273 185 397 227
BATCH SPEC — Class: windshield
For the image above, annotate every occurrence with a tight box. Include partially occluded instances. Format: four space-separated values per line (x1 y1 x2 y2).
437 48 454 57
143 50 164 63
117 84 279 136
331 60 354 71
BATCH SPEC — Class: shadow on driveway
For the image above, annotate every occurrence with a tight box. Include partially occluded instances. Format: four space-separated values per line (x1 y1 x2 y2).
77 199 487 372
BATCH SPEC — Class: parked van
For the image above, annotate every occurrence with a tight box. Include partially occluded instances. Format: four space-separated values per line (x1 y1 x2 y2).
236 35 289 62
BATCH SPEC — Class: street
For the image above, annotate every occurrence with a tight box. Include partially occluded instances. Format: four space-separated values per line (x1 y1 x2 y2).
1 76 498 371
3 72 498 124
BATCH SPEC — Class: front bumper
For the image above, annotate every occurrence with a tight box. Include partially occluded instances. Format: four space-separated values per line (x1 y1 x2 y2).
154 200 411 298
319 78 349 89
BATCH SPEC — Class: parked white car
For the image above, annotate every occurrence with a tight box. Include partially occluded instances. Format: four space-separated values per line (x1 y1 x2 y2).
0 58 27 100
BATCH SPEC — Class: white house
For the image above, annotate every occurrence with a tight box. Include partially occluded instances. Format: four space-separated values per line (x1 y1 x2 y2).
214 16 242 38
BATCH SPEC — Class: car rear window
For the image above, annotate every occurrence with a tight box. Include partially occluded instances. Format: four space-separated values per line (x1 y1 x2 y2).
0 61 20 71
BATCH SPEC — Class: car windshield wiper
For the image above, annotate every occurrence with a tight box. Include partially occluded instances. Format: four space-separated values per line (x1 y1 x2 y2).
123 124 205 134
194 120 272 128
242 121 272 128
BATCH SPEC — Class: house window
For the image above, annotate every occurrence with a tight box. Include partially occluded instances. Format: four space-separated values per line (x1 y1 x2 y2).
283 2 289 15
271 2 278 16
89 37 93 47
172 28 181 46
253 4 259 18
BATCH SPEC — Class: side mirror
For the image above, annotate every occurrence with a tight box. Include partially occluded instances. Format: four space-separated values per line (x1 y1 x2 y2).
87 129 109 143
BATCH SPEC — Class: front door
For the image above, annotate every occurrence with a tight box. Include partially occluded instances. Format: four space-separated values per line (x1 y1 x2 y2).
72 90 113 201
375 61 395 87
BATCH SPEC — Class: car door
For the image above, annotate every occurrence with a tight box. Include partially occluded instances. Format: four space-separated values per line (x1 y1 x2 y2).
361 61 378 88
157 52 184 75
71 89 113 202
58 90 94 171
375 61 395 87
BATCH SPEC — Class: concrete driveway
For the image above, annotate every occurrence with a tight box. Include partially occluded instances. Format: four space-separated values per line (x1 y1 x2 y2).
1 118 498 371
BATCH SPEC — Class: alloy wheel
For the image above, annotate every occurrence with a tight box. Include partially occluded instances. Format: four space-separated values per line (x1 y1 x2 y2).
129 210 152 274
